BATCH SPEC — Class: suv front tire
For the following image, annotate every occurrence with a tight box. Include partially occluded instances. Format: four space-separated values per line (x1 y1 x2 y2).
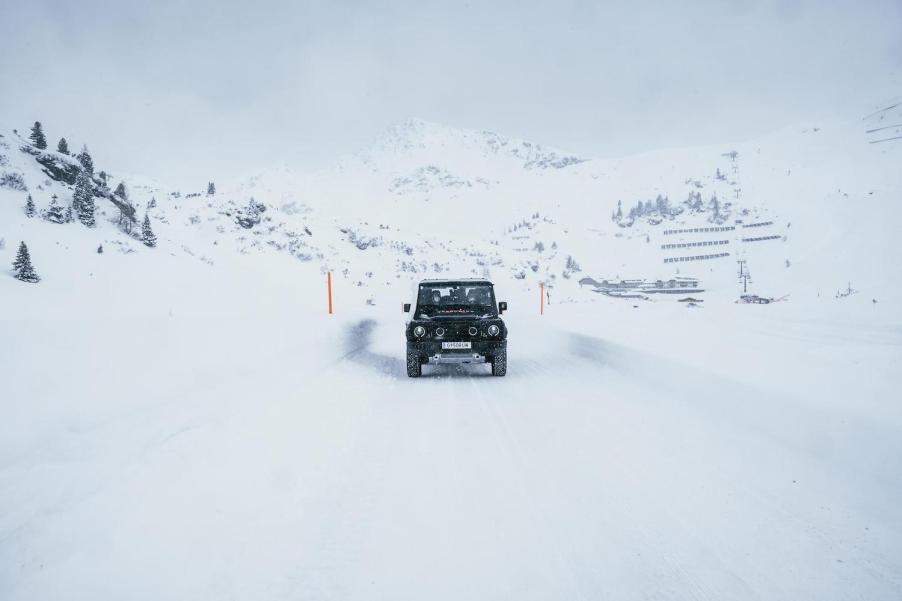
407 350 422 377
491 349 507 377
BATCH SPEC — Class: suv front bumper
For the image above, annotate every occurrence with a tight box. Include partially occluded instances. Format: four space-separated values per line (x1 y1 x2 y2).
407 339 506 364
428 352 487 364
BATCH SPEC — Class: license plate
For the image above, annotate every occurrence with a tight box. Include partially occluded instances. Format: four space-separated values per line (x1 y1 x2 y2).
441 341 471 350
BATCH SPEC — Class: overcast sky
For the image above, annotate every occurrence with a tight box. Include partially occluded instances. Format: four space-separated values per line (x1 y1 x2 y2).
2 0 900 187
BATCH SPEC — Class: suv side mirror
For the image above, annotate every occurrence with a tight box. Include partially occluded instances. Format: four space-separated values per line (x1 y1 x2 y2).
498 301 507 314
403 303 411 313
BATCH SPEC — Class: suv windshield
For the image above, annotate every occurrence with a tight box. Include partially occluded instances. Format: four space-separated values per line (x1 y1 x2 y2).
416 283 497 317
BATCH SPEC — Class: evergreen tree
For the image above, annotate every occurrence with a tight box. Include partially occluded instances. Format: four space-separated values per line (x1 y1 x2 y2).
97 244 104 254
77 146 94 174
114 181 128 198
565 255 581 272
12 242 40 282
98 171 108 184
45 194 65 223
709 195 721 222
57 138 70 154
615 200 623 220
141 213 157 247
147 196 157 209
207 181 216 195
74 170 95 227
25 194 35 218
29 122 47 149
236 197 262 228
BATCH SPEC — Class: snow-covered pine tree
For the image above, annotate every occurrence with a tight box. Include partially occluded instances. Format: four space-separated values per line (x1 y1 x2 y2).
45 194 65 223
12 241 40 282
236 197 262 228
147 196 156 209
655 194 670 215
25 194 35 217
72 178 82 215
114 181 127 198
77 146 94 174
29 122 47 149
74 170 95 227
97 244 104 254
207 182 216 195
57 137 70 154
615 200 623 220
141 213 157 247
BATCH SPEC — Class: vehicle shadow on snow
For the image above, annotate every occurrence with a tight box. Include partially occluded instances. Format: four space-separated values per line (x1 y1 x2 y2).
342 319 406 378
343 319 493 379
419 364 494 378
565 332 613 365
343 320 620 380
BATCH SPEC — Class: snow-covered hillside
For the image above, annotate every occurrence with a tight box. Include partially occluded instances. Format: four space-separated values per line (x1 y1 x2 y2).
4 105 899 309
2 105 902 600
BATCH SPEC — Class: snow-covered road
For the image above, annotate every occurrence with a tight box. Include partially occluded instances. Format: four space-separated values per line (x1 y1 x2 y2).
2 305 901 600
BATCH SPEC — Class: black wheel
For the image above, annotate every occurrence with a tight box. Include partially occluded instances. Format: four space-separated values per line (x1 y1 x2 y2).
407 350 422 377
491 349 507 377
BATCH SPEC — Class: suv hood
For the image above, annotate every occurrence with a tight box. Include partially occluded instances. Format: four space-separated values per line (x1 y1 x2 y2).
415 312 497 321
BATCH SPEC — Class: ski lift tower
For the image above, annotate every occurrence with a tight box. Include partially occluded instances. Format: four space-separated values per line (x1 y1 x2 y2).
737 259 752 293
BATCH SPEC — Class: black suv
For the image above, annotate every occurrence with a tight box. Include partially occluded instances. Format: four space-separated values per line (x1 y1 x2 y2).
404 279 508 377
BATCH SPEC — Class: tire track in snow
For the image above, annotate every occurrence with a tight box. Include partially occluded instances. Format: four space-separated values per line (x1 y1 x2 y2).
469 374 588 601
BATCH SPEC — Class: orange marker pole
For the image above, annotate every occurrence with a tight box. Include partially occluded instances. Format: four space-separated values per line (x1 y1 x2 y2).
540 282 544 315
327 271 333 314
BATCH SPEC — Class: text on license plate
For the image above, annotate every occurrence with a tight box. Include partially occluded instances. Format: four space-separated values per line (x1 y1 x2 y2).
441 341 471 350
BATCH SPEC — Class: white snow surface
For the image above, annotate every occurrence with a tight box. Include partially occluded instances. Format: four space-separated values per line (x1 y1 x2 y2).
1 106 902 599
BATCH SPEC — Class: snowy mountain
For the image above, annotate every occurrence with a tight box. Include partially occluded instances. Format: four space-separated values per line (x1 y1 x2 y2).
3 104 902 600
3 106 901 313
353 117 587 171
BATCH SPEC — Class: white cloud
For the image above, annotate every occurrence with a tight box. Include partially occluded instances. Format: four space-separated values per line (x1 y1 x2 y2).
1 0 899 187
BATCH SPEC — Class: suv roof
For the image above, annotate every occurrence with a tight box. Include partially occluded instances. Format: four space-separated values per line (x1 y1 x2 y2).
418 278 494 285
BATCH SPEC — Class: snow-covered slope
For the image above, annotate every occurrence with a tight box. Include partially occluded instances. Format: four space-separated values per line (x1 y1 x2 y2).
2 106 902 600
215 110 902 307
3 107 902 312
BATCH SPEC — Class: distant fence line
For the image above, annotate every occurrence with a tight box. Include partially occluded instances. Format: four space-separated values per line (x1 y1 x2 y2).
661 239 729 250
742 235 782 243
663 252 730 264
663 226 735 235
742 221 774 228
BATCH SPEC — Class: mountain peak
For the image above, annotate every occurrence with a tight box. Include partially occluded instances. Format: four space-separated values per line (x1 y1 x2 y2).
357 118 589 172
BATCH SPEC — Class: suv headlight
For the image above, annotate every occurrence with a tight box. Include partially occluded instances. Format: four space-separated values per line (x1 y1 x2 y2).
413 326 426 337
487 324 500 336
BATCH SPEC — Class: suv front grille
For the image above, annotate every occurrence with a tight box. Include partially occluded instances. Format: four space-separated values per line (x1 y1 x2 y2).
432 324 481 338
